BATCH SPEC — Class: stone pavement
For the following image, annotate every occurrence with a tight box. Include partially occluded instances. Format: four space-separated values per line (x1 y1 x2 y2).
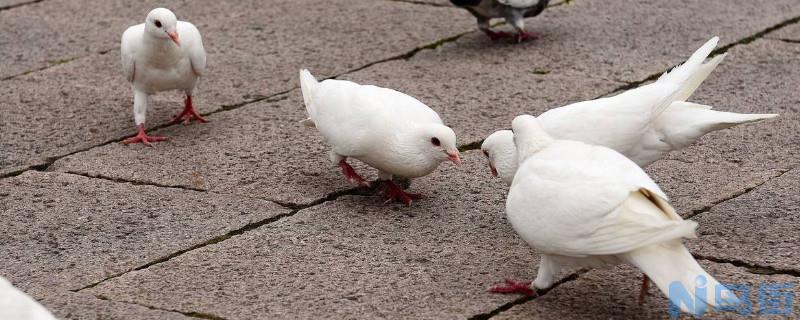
1 0 799 319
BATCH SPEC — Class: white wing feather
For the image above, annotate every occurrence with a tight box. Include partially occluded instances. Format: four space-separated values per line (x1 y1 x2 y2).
506 140 695 257
120 24 143 83
0 278 57 320
178 21 206 77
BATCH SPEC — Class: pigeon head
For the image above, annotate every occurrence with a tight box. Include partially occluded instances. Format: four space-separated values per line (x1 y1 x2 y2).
511 115 553 163
415 123 461 167
481 130 517 185
145 8 180 47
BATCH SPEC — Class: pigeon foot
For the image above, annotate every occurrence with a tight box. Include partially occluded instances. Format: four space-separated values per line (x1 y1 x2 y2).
173 96 208 125
339 159 370 187
122 124 168 146
381 180 423 206
516 31 538 43
638 275 650 305
489 278 537 296
483 29 512 41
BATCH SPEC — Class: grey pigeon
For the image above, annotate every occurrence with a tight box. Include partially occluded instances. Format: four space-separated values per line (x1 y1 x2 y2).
450 0 549 42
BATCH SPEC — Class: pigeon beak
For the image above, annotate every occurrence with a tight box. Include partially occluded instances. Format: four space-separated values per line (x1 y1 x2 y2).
446 150 462 166
167 30 180 47
489 163 498 177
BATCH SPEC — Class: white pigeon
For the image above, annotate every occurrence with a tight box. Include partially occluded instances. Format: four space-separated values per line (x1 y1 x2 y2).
481 37 777 184
120 8 207 145
495 114 740 316
0 277 57 320
299 70 462 205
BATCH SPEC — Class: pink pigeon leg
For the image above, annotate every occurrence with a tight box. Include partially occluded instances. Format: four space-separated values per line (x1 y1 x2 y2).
483 29 512 41
489 278 538 297
381 180 423 206
516 30 539 43
172 95 208 124
122 124 168 146
638 275 650 305
339 159 370 187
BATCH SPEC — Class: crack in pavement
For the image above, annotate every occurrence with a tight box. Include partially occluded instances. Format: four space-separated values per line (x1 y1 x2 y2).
600 13 800 94
695 254 800 278
684 166 794 221
61 171 206 192
468 271 586 320
0 49 113 82
0 0 44 11
92 294 228 320
58 169 378 210
773 38 800 44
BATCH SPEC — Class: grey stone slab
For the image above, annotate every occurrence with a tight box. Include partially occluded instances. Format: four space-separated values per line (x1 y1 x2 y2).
494 262 800 319
50 94 355 205
400 0 800 83
83 151 546 319
645 39 800 215
687 168 800 273
38 291 193 320
0 0 473 175
0 171 289 291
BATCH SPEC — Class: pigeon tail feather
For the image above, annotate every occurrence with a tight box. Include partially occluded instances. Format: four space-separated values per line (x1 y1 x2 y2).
674 53 725 102
674 102 779 128
625 242 741 316
657 37 719 90
299 69 319 117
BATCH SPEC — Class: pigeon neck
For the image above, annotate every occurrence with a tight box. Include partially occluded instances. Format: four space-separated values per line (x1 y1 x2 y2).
515 127 554 163
143 33 179 53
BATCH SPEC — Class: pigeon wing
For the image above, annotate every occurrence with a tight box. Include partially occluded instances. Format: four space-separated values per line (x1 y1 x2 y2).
507 141 694 257
178 21 207 77
120 24 142 83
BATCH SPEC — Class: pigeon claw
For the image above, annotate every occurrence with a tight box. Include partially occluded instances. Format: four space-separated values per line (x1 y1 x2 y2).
483 29 512 41
339 159 370 187
516 31 538 43
172 96 208 125
638 275 650 305
381 180 423 206
123 124 168 146
489 278 537 297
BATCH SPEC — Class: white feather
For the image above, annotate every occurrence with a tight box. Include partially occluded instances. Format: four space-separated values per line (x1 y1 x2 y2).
0 277 56 320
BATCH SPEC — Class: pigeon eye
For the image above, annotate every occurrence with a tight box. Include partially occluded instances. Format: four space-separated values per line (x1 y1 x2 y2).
430 137 441 147
154 20 162 28
483 150 489 157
